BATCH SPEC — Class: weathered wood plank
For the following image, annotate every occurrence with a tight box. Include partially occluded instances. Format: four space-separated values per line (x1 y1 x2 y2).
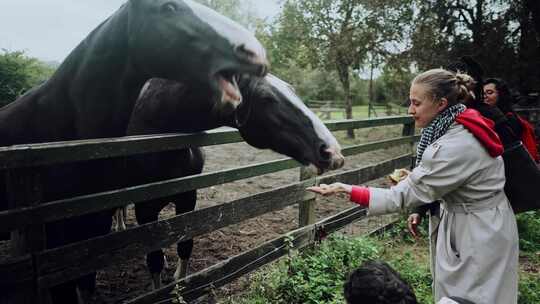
35 181 315 289
401 121 416 169
0 137 416 233
318 154 411 187
0 158 299 232
0 254 33 287
0 117 412 170
341 136 418 157
298 166 317 227
5 168 45 304
34 155 410 289
0 254 35 304
0 129 243 170
126 206 368 304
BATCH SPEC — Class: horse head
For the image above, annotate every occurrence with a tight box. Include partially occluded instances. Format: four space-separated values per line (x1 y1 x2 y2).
130 74 345 173
232 74 345 173
126 0 268 105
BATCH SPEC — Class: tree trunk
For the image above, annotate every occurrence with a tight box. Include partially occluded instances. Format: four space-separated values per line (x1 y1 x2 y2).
471 0 485 51
525 0 540 38
518 2 540 93
368 62 374 118
337 64 354 138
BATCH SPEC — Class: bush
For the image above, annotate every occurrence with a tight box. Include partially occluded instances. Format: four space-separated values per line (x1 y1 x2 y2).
0 49 55 106
237 236 380 304
232 214 539 304
518 273 540 304
516 210 540 252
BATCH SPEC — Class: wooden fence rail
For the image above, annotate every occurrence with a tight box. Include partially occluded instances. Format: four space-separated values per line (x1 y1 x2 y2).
0 135 417 233
0 116 416 303
128 154 411 304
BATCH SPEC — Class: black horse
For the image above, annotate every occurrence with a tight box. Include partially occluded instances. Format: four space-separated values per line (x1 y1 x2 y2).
126 74 345 288
0 1 268 303
0 0 267 145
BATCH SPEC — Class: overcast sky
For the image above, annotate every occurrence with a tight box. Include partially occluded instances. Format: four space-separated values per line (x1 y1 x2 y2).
0 0 282 62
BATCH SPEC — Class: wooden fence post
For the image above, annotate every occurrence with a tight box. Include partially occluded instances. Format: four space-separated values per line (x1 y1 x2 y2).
298 166 317 227
402 121 416 169
5 168 46 304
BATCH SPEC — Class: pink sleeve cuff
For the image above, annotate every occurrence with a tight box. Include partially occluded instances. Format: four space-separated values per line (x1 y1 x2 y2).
350 186 370 207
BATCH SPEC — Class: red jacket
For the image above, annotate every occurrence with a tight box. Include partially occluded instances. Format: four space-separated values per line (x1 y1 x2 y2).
515 115 539 162
455 109 504 157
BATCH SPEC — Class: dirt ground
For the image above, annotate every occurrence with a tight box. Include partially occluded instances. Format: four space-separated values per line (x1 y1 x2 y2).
0 126 410 303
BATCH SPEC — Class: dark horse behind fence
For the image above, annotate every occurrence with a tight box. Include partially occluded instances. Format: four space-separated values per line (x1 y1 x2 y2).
0 0 268 303
124 74 345 289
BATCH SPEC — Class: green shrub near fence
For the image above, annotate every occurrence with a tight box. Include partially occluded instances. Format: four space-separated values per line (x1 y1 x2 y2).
231 213 540 304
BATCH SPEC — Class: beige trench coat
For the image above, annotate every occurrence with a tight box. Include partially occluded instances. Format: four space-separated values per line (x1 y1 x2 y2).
368 123 519 304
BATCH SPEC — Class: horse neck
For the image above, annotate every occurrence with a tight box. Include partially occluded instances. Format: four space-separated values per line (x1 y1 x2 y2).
50 6 149 138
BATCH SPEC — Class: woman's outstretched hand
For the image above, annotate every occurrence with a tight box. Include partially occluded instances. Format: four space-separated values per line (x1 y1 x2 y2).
306 182 352 196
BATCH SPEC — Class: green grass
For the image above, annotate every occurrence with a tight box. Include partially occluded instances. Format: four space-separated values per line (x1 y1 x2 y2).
228 213 539 304
315 104 408 120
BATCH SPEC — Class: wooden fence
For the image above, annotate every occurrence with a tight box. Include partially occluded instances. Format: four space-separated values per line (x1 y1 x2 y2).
308 100 345 119
308 101 407 120
0 116 417 304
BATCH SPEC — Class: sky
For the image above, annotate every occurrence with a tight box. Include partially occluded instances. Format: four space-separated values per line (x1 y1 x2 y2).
0 0 282 62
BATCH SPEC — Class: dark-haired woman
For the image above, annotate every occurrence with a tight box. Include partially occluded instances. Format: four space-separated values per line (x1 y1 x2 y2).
483 78 539 162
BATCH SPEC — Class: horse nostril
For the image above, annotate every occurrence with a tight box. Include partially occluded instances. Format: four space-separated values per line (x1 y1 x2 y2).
319 144 331 160
234 44 256 60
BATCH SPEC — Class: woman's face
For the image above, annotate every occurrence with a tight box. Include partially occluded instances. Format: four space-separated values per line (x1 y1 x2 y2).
408 84 447 128
483 83 498 106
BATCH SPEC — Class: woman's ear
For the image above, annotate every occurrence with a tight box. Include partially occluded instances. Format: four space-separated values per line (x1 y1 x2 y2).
437 98 449 111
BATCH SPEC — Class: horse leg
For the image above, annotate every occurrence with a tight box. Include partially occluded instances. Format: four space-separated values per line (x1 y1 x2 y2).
75 210 113 302
112 208 120 231
120 206 127 230
173 190 197 281
112 207 127 231
135 201 166 289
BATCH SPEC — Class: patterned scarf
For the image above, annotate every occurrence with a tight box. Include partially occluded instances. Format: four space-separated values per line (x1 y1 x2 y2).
416 103 466 166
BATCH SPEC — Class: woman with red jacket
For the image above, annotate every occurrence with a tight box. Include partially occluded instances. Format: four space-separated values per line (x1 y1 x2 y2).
483 77 539 162
308 69 519 304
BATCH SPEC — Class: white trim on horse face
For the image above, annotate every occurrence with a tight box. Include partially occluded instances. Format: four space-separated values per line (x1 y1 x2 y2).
184 0 267 64
265 74 342 154
127 0 268 107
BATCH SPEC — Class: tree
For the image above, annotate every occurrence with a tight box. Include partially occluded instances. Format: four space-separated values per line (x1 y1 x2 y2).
195 0 261 30
278 0 412 137
0 50 55 106
407 0 540 94
256 1 313 77
524 0 540 37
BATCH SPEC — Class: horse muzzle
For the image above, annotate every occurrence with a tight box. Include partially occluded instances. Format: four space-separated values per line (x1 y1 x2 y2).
314 146 345 174
233 44 269 77
325 148 345 171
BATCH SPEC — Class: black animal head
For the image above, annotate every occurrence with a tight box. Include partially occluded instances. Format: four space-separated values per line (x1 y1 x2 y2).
234 74 345 173
130 74 345 173
344 260 418 304
126 0 269 105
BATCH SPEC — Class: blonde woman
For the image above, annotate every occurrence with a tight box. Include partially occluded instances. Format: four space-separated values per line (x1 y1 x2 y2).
308 69 518 304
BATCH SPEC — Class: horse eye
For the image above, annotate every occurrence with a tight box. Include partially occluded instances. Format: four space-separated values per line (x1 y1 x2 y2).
161 2 178 14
